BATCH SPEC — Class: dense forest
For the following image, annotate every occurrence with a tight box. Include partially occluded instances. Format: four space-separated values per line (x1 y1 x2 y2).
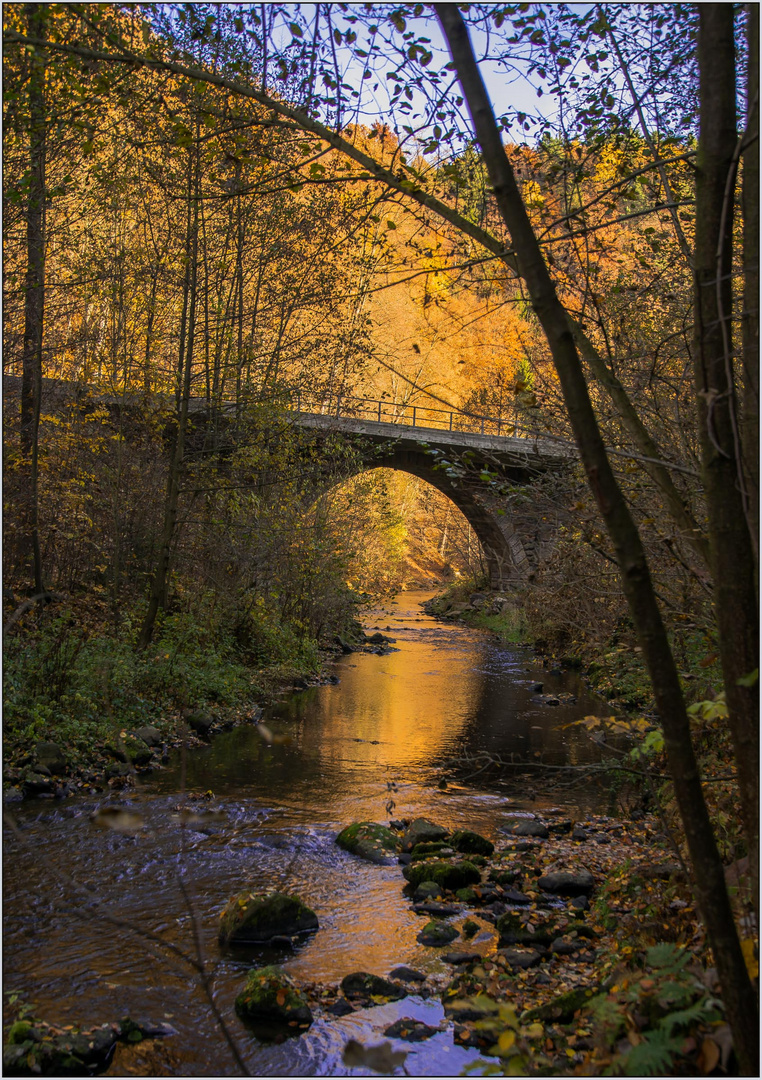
2 3 758 1076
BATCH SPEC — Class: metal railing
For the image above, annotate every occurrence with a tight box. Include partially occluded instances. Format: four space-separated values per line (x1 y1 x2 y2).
291 391 523 440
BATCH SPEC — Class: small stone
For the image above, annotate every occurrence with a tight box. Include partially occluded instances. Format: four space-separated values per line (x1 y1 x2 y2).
551 937 582 955
417 920 459 946
572 828 589 842
327 998 354 1017
500 947 542 969
341 972 406 1001
502 889 531 905
441 950 480 965
414 881 442 901
538 869 594 896
383 1019 440 1042
509 820 549 839
389 966 426 983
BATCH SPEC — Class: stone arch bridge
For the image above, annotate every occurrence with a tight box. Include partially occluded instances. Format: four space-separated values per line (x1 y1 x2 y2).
4 378 573 590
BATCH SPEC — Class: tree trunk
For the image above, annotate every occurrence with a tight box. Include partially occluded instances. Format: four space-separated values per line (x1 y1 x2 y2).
20 2 47 595
138 136 200 650
694 4 759 911
435 6 759 1071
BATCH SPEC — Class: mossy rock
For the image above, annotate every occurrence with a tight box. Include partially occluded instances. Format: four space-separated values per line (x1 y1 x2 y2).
410 841 450 859
414 880 443 900
235 966 313 1031
341 972 406 1001
521 985 599 1024
401 817 450 852
417 920 459 946
497 911 558 946
6 1022 32 1046
218 891 319 946
126 745 153 767
403 860 481 891
462 919 480 938
455 886 478 903
449 829 494 856
3 1021 119 1076
336 822 400 865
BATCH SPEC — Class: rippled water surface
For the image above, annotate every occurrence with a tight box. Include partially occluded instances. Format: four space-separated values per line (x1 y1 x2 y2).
3 592 619 1075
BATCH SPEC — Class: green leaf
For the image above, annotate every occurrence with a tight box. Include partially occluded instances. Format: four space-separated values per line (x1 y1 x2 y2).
737 668 758 687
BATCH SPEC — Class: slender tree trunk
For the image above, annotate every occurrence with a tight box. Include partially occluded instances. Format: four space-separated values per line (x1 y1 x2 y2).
694 5 759 910
435 7 758 1072
742 3 759 564
138 137 200 650
20 2 47 595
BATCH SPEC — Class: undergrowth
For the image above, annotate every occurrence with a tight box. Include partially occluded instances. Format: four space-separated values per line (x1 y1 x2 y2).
3 597 323 764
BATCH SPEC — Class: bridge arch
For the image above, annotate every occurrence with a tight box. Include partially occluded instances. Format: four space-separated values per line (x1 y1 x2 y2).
364 446 522 589
297 406 570 591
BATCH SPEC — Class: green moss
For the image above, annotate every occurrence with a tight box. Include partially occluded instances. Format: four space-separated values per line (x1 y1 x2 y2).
218 891 319 946
235 966 312 1027
6 1021 32 1046
418 920 459 945
336 822 399 863
450 829 494 856
403 859 481 891
410 841 449 858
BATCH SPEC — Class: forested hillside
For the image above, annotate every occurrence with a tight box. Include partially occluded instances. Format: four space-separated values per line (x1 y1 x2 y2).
2 4 758 1074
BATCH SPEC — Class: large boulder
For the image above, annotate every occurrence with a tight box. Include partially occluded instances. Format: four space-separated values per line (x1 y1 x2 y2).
403 859 481 892
218 891 319 946
537 869 594 896
34 742 67 775
235 966 313 1032
184 710 213 738
336 822 399 865
401 817 450 852
134 726 163 748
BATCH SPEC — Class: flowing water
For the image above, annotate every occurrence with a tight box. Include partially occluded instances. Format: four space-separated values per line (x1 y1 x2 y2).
3 592 621 1076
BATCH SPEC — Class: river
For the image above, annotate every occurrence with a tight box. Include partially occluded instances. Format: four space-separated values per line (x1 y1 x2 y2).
3 591 621 1076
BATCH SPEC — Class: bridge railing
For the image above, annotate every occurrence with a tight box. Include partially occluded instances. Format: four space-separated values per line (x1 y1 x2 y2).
292 391 520 439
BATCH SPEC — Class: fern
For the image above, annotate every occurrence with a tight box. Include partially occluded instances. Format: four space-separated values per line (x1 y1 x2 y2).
660 999 721 1035
622 1029 684 1075
646 942 690 972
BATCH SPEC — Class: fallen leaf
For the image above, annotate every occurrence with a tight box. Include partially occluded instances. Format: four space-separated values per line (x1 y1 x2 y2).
697 1037 720 1074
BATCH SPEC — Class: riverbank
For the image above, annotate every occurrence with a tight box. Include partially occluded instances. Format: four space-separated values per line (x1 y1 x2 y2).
2 620 398 805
